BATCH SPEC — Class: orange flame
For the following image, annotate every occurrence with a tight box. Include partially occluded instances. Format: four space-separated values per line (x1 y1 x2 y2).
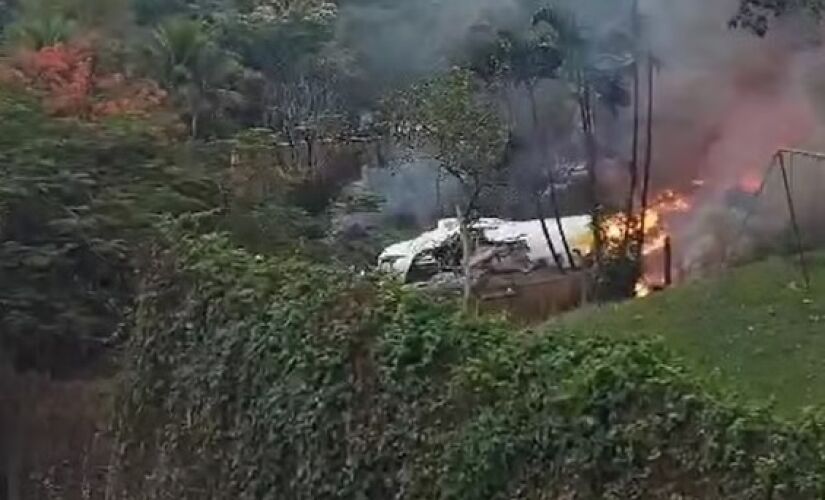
738 172 763 194
599 189 693 297
601 189 692 256
600 167 782 297
635 281 652 298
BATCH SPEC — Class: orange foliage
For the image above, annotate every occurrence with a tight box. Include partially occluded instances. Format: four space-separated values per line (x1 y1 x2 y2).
3 42 167 119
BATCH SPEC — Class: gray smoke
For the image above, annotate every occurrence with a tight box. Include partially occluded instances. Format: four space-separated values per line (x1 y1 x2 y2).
346 0 825 267
635 0 825 275
363 158 461 227
338 0 529 85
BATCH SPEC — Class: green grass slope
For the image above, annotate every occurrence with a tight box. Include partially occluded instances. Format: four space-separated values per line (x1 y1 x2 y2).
556 252 825 415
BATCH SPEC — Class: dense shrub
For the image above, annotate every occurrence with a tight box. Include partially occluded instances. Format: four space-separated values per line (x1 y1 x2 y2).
0 89 219 374
112 224 825 499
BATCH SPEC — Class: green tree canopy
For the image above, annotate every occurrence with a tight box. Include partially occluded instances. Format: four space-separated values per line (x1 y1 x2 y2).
386 69 508 212
0 89 220 375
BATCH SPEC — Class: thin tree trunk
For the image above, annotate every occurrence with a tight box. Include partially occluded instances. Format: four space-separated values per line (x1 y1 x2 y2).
457 205 473 312
527 83 540 130
306 135 314 170
528 84 573 270
262 80 274 127
637 53 655 258
664 236 673 286
535 195 565 272
579 79 601 264
504 83 517 131
190 112 199 140
435 167 442 219
624 0 641 249
548 171 577 269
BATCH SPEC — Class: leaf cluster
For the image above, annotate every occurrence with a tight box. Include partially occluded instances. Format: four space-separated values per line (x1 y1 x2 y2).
0 89 219 374
384 69 508 210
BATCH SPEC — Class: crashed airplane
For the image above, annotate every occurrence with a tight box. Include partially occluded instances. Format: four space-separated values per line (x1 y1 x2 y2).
380 214 591 282
378 216 595 321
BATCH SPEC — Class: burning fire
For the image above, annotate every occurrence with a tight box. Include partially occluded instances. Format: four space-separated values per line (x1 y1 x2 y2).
635 281 652 298
592 165 776 298
601 189 694 297
602 189 693 255
738 171 763 194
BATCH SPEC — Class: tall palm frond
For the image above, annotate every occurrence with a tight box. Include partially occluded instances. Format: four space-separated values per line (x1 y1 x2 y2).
533 5 587 59
149 18 212 85
8 14 76 49
148 17 242 137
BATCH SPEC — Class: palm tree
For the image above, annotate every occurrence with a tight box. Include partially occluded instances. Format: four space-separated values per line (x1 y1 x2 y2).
9 14 76 49
9 0 131 46
149 18 241 138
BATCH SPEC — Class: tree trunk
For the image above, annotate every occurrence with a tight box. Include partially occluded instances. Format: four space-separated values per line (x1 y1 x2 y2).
456 205 473 312
504 83 517 131
306 135 314 170
535 196 565 272
664 236 673 286
624 0 641 250
190 112 199 140
579 79 601 264
637 53 655 258
527 83 540 131
435 167 442 219
262 80 273 127
528 84 574 270
548 175 577 269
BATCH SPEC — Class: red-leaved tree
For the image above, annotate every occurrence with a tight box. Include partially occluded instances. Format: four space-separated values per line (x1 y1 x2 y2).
3 42 167 118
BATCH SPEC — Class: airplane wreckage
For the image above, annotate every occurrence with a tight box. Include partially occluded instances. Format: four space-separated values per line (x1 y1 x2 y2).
378 216 594 320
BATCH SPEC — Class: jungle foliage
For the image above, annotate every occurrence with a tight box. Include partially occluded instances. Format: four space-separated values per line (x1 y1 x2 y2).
0 89 220 374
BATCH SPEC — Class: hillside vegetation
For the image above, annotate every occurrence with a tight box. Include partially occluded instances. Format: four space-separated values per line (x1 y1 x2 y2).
558 252 825 415
110 228 825 499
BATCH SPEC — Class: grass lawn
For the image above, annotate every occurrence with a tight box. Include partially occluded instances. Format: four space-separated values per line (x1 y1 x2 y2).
553 251 825 416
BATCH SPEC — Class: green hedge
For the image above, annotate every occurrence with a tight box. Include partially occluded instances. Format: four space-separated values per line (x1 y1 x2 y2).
112 225 825 499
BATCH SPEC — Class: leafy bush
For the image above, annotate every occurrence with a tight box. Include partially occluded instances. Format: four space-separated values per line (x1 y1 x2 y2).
112 223 825 499
0 89 219 374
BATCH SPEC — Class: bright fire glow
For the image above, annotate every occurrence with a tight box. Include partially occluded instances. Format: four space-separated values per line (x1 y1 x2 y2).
600 189 693 297
601 190 692 254
597 165 791 297
738 172 763 194
635 281 652 298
